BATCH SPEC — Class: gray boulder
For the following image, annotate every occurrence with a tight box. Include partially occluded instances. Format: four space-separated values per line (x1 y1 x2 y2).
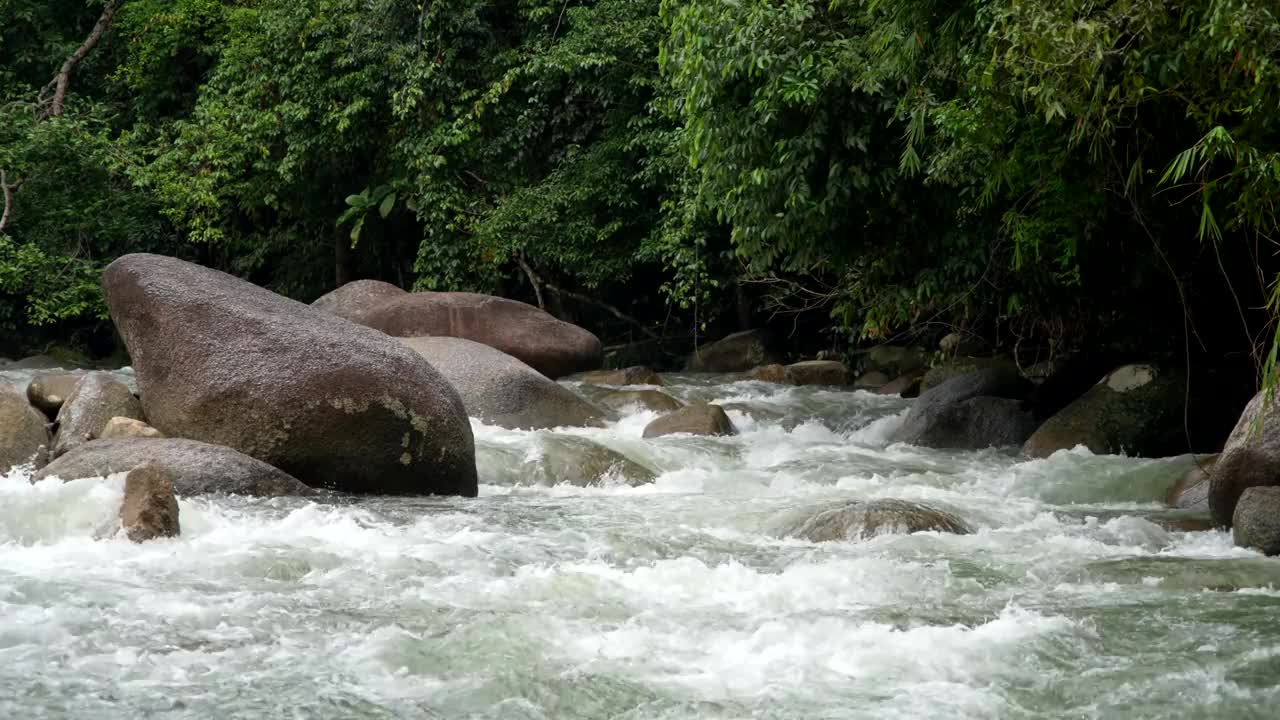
0 384 50 471
344 291 602 379
685 330 779 372
120 464 181 543
35 438 316 497
572 367 664 386
920 356 1019 393
1023 364 1187 458
311 279 407 322
51 372 144 458
776 498 972 542
399 336 602 430
1209 391 1280 527
529 435 655 487
103 253 476 496
600 389 683 414
892 368 1034 449
26 372 86 417
643 403 737 438
1233 486 1280 555
785 360 850 386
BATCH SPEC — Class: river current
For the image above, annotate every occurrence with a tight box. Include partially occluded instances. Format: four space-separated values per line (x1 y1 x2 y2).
2 372 1278 719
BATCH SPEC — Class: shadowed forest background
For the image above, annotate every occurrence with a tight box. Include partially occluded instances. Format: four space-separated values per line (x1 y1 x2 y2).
2 0 1278 380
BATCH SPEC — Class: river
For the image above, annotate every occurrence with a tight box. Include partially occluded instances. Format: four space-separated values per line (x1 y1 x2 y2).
1 372 1277 719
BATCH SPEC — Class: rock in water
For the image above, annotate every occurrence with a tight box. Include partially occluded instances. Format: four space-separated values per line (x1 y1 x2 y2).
1233 486 1280 555
876 374 923 398
600 389 684 414
0 384 50 471
311 279 407 322
51 372 143 458
342 291 602 379
100 417 164 440
120 464 180 542
778 499 972 542
854 371 891 390
1209 391 1280 527
1166 454 1216 511
1023 364 1187 458
920 357 1019 393
749 364 788 383
892 368 1034 449
102 253 477 496
531 435 655 487
862 346 928 379
26 372 86 417
35 438 316 497
643 403 737 438
572 366 664 386
685 329 779 372
399 337 603 430
785 360 850 386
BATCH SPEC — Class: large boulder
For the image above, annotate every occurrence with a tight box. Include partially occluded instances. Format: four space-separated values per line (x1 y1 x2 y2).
35 438 316 497
342 291 601 379
0 384 50 471
398 336 602 430
785 360 850 386
1023 364 1187 458
572 366 664 387
685 329 779 373
1209 391 1280 527
776 499 971 542
120 464 181 543
311 279 407 322
600 389 683 414
1233 486 1280 555
102 254 477 496
530 435 655 487
643 403 737 438
51 372 144 458
26 372 87 417
892 368 1034 449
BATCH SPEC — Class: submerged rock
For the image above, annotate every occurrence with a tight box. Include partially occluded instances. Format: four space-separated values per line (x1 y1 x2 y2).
643 403 737 438
1023 364 1187 458
100 417 164 440
893 368 1034 449
26 372 86 417
399 336 603 430
778 498 972 542
785 360 850 386
51 372 143 459
1166 455 1217 512
600 389 683 414
572 366 664 386
1233 486 1280 555
685 329 779 373
344 291 602 379
1209 391 1280 527
0 383 50 471
120 464 180 543
103 253 476 496
311 279 407 322
749 364 788 384
35 438 316 497
530 435 655 487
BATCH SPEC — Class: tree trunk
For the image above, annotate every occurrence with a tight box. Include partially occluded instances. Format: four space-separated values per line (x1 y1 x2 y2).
736 281 755 330
42 0 125 119
334 228 353 287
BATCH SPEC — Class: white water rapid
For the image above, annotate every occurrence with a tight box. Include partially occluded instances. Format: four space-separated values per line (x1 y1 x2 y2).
1 372 1277 719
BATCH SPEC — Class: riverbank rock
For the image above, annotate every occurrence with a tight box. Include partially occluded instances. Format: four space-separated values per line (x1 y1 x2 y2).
1233 487 1280 555
1023 364 1186 458
777 499 972 542
51 372 144 459
572 366 664 386
785 360 850 386
399 336 602 430
749 364 788 383
600 389 683 414
342 291 601 379
893 369 1034 449
35 438 316 497
920 357 1019 393
1166 455 1217 511
103 253 477 496
26 372 86 417
100 417 164 440
1209 391 1280 527
120 464 181 543
876 374 923 398
685 330 778 372
0 384 50 471
311 279 407 322
643 403 737 438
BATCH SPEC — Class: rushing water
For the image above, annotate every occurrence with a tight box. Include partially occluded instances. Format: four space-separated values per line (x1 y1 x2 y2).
2 372 1278 719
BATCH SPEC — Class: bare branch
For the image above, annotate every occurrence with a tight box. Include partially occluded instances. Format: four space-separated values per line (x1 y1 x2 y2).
0 169 22 234
514 253 546 309
40 0 125 119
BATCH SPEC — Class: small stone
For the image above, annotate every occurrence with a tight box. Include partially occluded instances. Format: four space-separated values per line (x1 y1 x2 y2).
600 389 683 414
100 417 164 440
573 366 664 386
777 498 972 542
120 464 181 543
785 360 850 386
642 403 737 438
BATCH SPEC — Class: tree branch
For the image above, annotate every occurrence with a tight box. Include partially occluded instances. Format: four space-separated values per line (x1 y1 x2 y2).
514 253 546 309
40 0 125 119
0 170 21 234
516 256 660 340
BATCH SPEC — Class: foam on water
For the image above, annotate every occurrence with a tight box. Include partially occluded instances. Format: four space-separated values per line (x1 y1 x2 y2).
2 375 1279 719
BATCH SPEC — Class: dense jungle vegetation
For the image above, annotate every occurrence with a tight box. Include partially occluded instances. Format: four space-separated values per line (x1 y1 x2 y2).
2 0 1278 375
